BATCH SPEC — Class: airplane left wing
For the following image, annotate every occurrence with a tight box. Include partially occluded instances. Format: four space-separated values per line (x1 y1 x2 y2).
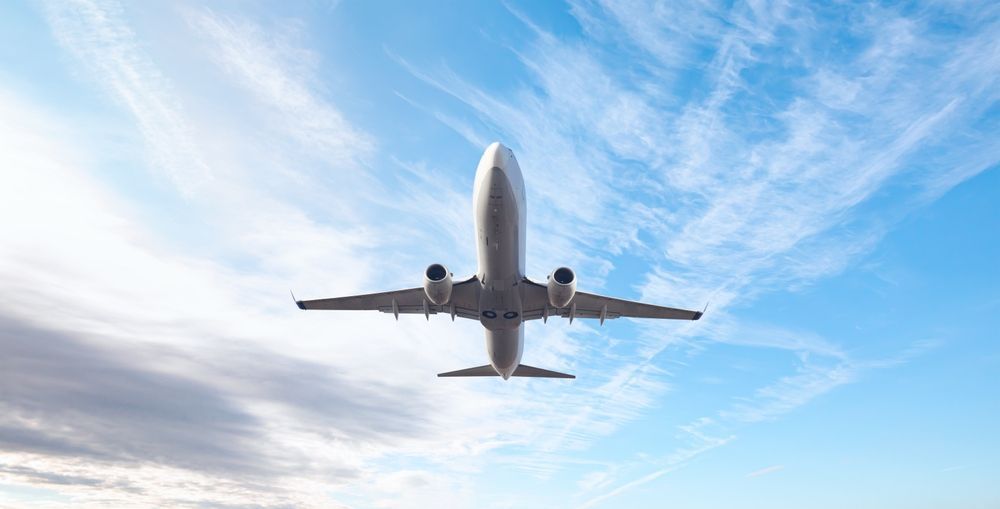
295 276 481 320
521 278 702 323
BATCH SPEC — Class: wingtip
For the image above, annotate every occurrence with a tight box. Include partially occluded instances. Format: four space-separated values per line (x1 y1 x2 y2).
291 290 306 310
693 301 709 320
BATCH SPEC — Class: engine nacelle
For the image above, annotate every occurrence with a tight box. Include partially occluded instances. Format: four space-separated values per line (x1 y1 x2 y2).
423 263 453 305
547 266 576 308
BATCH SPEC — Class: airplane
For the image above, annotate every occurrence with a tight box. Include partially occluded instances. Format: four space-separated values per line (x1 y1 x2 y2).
294 142 703 380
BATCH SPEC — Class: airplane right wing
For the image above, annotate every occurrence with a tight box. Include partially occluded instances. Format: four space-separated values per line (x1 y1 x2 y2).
295 276 481 320
521 278 703 323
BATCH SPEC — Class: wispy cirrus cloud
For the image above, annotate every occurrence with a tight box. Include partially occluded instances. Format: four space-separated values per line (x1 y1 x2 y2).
7 1 716 505
576 418 734 509
187 10 374 166
0 80 445 507
1 2 513 506
393 0 999 503
43 0 211 194
746 464 784 478
3 0 996 507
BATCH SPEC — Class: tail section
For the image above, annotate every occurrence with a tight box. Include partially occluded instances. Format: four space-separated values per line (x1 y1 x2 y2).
437 364 574 379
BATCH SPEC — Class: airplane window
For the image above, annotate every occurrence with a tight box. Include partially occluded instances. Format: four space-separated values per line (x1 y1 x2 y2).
482 310 497 319
503 311 519 319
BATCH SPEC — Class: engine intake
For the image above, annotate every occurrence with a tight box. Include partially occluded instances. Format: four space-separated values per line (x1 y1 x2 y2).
423 263 453 305
547 266 576 308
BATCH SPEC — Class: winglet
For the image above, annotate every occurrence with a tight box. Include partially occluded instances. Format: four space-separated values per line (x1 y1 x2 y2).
692 301 709 321
291 290 306 310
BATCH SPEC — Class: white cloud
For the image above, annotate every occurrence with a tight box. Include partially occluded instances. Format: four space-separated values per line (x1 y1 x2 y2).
43 0 212 194
187 9 374 166
0 85 488 507
393 1 998 505
4 0 997 507
2 3 542 506
6 1 728 505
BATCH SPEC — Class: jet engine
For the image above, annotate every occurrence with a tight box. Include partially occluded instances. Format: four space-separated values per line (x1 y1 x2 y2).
547 266 576 308
423 263 453 305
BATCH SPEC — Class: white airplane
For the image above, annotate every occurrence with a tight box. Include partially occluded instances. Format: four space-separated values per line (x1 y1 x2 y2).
295 142 703 379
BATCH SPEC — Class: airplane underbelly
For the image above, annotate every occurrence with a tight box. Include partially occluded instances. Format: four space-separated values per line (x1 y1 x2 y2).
475 167 521 284
472 155 528 377
475 167 523 331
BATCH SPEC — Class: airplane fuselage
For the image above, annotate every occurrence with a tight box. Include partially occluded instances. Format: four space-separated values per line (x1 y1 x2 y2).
472 143 527 379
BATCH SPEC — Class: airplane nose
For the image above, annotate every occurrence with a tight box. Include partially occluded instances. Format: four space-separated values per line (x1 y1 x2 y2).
481 141 508 170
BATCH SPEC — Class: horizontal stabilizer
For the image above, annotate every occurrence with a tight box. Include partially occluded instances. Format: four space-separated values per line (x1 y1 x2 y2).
437 364 575 379
437 365 499 377
513 364 575 379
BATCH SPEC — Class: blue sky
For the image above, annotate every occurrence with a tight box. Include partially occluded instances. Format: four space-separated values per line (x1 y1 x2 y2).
0 1 997 507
